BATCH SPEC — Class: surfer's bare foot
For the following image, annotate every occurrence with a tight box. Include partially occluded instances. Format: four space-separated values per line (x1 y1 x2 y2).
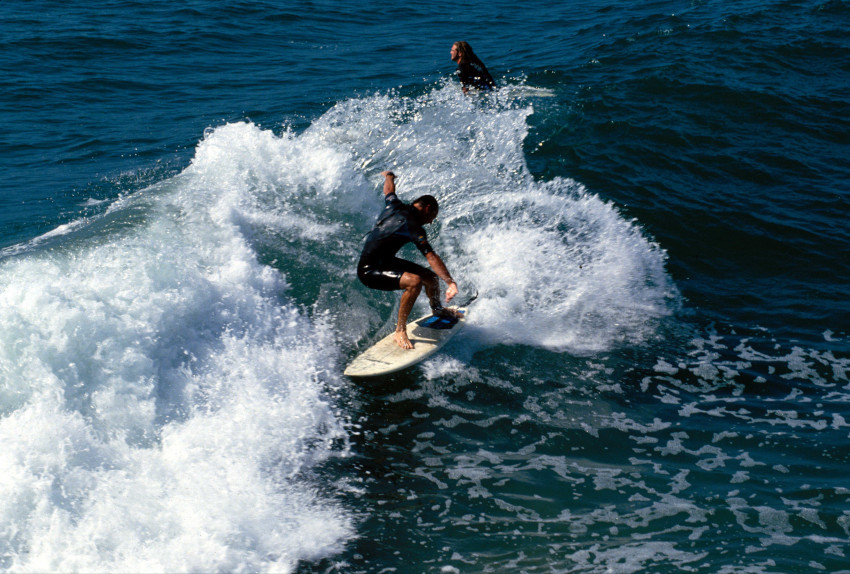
394 330 414 349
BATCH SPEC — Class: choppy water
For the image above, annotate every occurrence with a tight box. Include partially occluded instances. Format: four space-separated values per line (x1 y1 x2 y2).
1 1 848 572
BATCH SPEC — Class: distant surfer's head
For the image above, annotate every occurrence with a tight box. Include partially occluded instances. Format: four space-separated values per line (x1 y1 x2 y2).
413 195 439 224
451 41 474 63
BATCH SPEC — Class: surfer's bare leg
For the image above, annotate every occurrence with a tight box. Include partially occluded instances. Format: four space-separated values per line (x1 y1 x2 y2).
396 272 423 349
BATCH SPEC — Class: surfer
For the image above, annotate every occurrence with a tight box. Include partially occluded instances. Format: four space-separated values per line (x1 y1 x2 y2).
450 41 496 93
357 171 460 350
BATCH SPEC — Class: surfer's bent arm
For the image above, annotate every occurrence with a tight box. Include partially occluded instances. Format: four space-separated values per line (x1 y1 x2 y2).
425 251 458 302
381 171 396 196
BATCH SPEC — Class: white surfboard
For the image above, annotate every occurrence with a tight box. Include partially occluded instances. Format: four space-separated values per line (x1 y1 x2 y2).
344 307 468 378
501 85 556 98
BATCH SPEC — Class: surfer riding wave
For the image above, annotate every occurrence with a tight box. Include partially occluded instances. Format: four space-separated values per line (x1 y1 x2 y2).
357 171 461 349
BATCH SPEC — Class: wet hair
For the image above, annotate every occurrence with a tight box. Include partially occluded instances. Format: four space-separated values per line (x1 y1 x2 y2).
453 41 476 64
413 194 439 215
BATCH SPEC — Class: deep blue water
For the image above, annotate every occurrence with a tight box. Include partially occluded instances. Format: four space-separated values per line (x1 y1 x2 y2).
1 1 849 572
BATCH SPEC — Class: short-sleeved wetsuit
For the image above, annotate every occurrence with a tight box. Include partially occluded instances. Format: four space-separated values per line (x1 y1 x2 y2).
457 60 496 91
357 192 437 291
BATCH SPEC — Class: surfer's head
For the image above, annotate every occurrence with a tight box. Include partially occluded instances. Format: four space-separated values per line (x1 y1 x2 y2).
451 41 474 63
413 195 439 224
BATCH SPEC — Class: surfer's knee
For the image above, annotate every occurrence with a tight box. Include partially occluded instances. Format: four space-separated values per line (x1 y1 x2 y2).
399 271 423 292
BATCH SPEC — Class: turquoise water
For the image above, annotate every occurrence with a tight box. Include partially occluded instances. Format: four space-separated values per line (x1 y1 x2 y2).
1 1 848 572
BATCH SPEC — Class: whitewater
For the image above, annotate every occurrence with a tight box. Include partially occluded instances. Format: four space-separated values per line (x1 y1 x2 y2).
0 86 676 571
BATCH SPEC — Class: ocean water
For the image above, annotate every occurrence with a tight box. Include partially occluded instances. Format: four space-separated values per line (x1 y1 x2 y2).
1 1 849 572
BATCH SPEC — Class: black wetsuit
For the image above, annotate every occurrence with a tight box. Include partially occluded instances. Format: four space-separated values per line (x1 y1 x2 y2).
357 193 437 291
457 59 496 91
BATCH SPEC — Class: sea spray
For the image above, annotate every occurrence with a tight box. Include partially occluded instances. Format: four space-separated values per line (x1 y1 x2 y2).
0 125 354 571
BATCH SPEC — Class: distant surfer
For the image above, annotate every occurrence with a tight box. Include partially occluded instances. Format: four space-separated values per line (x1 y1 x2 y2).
450 41 496 93
357 171 460 349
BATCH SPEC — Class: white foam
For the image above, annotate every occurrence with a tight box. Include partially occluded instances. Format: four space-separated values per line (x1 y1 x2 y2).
457 181 676 353
0 122 355 571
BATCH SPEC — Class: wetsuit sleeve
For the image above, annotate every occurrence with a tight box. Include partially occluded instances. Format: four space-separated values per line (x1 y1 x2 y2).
385 192 402 207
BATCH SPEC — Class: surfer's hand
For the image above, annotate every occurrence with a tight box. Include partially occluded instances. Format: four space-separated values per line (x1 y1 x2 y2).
380 171 396 196
445 281 458 303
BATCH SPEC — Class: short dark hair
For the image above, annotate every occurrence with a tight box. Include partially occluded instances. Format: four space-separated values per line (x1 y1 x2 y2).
413 195 439 214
